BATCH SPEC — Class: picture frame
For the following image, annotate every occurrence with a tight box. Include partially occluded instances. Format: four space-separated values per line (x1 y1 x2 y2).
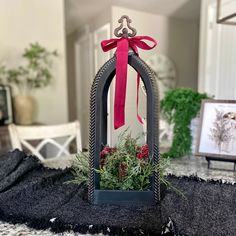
0 85 13 125
196 99 236 160
216 0 236 25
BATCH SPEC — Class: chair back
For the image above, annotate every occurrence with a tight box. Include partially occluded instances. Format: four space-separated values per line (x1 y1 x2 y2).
8 121 82 162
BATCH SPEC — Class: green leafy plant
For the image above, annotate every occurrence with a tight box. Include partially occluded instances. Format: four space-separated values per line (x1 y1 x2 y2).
6 43 57 94
161 88 209 158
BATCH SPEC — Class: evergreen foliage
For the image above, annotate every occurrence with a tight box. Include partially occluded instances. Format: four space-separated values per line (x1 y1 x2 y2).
69 131 170 191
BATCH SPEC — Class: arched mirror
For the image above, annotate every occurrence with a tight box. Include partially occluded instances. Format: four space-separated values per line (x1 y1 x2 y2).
141 54 177 99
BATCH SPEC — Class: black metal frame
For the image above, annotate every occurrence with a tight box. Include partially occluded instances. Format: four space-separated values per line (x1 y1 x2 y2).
88 51 160 205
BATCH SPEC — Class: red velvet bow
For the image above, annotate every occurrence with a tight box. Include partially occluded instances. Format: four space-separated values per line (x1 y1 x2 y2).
101 36 157 129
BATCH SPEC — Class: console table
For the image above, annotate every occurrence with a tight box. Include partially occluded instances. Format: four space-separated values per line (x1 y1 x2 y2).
0 125 12 155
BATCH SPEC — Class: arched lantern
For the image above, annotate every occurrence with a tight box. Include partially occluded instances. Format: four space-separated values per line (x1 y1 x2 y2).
88 16 160 205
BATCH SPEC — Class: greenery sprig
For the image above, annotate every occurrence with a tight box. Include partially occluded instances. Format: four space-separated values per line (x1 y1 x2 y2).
66 151 89 186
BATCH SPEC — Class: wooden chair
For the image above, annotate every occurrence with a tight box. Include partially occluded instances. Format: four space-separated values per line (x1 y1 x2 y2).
8 121 82 168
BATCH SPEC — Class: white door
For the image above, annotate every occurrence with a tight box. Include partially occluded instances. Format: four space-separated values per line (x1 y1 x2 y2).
75 27 93 149
93 23 112 145
198 0 236 99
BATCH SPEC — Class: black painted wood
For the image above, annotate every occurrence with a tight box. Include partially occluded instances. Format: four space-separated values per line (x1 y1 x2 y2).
94 190 155 205
206 156 236 171
88 51 160 205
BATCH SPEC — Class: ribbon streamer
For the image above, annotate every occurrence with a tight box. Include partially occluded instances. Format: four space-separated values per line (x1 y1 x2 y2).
101 36 157 129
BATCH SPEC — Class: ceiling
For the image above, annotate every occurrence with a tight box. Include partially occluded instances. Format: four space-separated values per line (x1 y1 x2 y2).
65 0 201 34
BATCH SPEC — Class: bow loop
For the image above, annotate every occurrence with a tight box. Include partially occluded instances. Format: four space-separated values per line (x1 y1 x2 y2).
101 38 120 52
130 36 157 51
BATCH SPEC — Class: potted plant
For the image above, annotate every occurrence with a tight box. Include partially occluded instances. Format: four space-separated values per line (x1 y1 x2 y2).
160 87 209 158
68 131 185 203
68 133 156 203
97 132 155 191
6 43 57 125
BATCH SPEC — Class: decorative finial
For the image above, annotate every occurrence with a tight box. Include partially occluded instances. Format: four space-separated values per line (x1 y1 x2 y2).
114 15 137 38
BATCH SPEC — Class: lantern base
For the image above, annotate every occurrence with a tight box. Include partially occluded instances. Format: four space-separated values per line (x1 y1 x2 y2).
94 189 156 205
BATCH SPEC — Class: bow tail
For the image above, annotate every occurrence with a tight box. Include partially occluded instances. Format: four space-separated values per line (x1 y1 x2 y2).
114 39 129 129
136 74 144 125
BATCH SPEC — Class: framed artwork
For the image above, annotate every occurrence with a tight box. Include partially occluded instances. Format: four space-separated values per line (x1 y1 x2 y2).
0 85 13 124
196 99 236 159
216 0 236 25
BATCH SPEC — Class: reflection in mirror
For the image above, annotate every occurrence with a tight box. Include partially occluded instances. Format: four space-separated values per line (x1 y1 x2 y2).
141 54 177 151
141 54 177 100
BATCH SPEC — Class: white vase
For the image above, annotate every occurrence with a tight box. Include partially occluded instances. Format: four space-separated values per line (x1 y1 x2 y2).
13 95 34 125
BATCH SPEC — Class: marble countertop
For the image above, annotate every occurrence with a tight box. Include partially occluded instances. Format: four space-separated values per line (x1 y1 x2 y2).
166 155 236 184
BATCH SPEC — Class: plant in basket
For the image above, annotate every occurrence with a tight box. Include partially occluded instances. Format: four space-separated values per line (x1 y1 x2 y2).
67 131 186 200
97 131 155 191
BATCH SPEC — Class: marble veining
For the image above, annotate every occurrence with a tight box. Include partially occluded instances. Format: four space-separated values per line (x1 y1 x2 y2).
166 155 236 184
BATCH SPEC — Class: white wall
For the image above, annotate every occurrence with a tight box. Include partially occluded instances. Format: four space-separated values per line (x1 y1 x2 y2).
0 0 68 124
88 7 112 37
110 6 199 144
112 6 199 87
71 8 112 148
